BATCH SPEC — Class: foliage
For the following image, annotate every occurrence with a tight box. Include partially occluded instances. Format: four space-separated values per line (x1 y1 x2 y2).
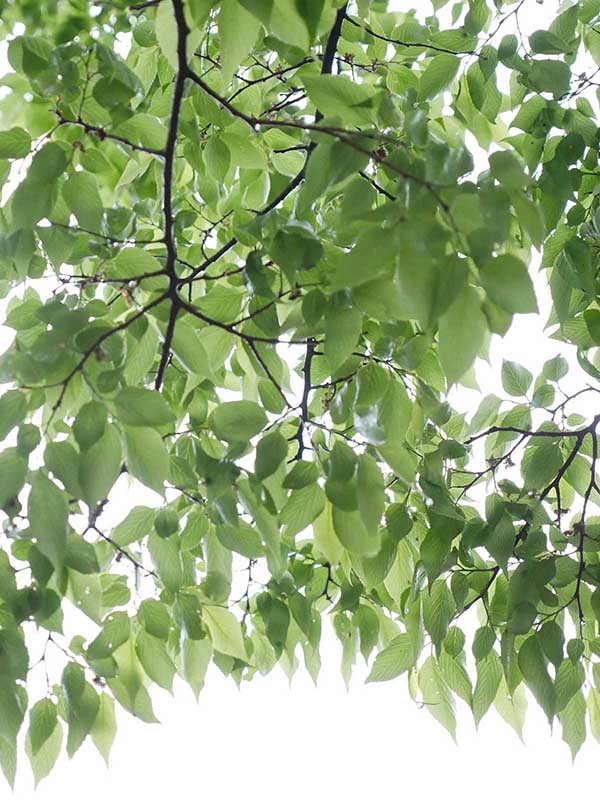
3 0 600 779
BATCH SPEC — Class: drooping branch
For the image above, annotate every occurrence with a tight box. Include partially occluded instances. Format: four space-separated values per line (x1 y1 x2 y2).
34 293 168 427
457 414 600 615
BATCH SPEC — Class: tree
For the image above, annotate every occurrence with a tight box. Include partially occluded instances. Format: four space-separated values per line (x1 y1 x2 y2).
1 0 600 781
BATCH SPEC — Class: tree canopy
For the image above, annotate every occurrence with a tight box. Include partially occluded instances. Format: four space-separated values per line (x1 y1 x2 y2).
3 0 600 781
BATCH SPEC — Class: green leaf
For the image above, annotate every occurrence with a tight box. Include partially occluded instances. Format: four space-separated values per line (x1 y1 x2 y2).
303 74 376 124
65 534 100 574
438 651 472 706
501 360 533 396
521 441 563 491
138 599 171 640
489 150 529 189
423 580 455 651
73 401 107 450
418 656 457 740
112 506 155 546
113 247 162 279
28 699 57 756
28 472 68 572
0 448 27 510
211 401 267 442
588 688 600 744
183 637 212 699
439 286 487 385
494 679 526 740
282 460 319 489
332 506 381 557
366 634 415 682
324 306 362 372
79 423 122 508
257 594 289 652
0 127 31 159
0 737 17 790
114 114 168 151
279 483 325 536
472 652 502 726
87 611 131 660
124 426 168 495
560 691 586 761
518 635 556 723
584 309 600 344
0 390 27 441
419 54 461 99
528 59 571 97
62 172 103 231
356 453 385 535
25 722 62 786
480 255 538 314
529 30 569 54
218 0 261 85
114 387 175 428
203 606 247 661
216 521 263 558
90 693 116 765
255 432 288 480
555 659 585 713
62 665 100 757
45 441 83 499
507 601 537 635
148 532 183 593
135 630 176 691
11 179 55 229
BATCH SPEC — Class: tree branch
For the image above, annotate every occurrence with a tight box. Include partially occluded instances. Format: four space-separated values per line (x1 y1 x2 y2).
293 338 316 461
154 0 189 389
343 13 479 56
56 111 165 156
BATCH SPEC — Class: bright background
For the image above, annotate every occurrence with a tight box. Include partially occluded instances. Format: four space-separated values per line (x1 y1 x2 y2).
4 0 600 797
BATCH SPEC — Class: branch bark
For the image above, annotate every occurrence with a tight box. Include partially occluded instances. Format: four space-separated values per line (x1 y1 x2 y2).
155 0 189 389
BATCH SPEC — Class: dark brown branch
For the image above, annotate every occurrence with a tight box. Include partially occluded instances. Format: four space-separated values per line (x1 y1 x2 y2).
176 295 308 345
246 340 291 409
227 58 314 103
155 0 189 390
48 220 165 246
321 4 348 75
359 170 396 200
155 299 179 390
91 525 157 578
293 338 316 461
550 386 600 419
56 111 165 157
573 431 597 631
130 0 162 8
466 423 587 445
57 270 167 286
343 13 479 56
460 567 500 614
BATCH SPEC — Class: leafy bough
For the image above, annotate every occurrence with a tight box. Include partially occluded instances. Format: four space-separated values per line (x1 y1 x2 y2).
2 0 600 781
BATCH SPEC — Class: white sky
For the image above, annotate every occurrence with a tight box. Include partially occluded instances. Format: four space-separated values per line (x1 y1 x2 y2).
5 0 600 797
